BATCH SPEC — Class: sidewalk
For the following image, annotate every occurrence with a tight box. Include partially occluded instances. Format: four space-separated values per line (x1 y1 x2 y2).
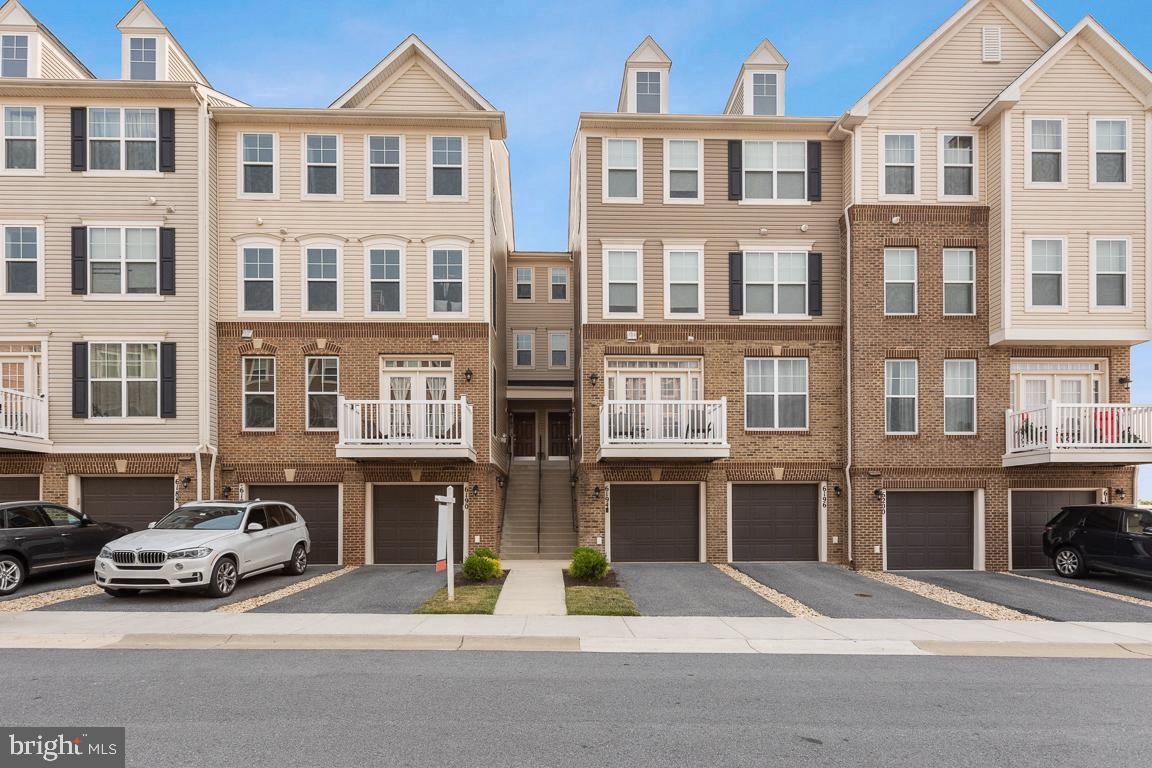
493 560 567 616
2 612 1152 657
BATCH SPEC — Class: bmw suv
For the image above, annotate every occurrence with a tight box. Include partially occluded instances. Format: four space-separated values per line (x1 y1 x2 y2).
1042 504 1152 579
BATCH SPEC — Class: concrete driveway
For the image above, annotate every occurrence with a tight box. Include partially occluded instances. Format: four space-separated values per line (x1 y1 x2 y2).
0 566 92 603
612 563 788 617
253 566 444 614
735 562 979 619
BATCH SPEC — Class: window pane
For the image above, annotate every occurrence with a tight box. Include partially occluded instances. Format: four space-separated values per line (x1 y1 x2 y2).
90 140 121 171
668 252 698 282
607 252 637 281
243 248 274 279
1031 274 1062 306
608 283 637 313
5 138 34 169
944 361 975 396
944 284 974 314
307 249 337 279
432 167 462 196
776 171 805 200
886 398 915 432
306 135 337 163
884 134 915 164
370 166 400 195
744 253 773 282
431 136 462 165
669 283 698 313
125 262 157 293
89 109 120 139
370 281 400 312
776 142 805 171
744 170 773 199
369 135 401 164
308 166 337 195
944 166 972 196
943 250 974 281
942 135 973 165
668 140 698 168
1030 240 1063 273
243 134 273 163
90 262 121 294
746 393 774 428
126 380 157 417
744 142 773 170
885 284 915 313
884 250 916 280
90 381 122 417
308 394 337 429
6 261 35 293
607 168 637 198
245 395 274 428
945 398 975 433
1097 274 1125 307
433 281 463 313
244 165 273 194
1096 153 1125 184
124 109 156 139
669 169 697 198
885 165 914 195
1031 152 1061 183
308 282 337 312
244 281 273 312
605 139 636 168
1095 120 1126 151
745 284 773 314
1031 120 1062 150
777 284 806 314
779 394 807 428
126 228 157 261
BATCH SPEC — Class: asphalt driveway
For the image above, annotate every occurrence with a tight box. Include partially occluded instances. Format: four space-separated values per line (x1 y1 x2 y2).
253 565 444 614
1014 568 1152 601
0 566 93 603
612 563 788 617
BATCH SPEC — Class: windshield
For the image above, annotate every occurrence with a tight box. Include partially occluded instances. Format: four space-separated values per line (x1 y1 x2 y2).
154 506 244 531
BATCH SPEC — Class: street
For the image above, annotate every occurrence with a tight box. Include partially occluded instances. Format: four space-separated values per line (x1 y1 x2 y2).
0 649 1142 767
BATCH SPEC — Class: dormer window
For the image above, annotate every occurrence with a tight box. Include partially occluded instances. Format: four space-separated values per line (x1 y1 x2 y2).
751 72 778 115
635 71 661 113
129 37 157 80
1 34 28 78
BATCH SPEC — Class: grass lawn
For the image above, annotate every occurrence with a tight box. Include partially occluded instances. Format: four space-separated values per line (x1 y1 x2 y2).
565 586 639 616
415 584 503 614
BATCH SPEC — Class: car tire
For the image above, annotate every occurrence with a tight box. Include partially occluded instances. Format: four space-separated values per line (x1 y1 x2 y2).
102 588 140 597
204 557 239 598
1053 546 1088 579
282 544 308 576
0 555 26 596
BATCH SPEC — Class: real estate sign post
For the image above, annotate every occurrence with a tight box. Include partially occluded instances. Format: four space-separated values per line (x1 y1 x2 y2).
435 486 455 601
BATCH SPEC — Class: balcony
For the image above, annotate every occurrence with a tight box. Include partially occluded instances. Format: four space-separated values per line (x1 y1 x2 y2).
1004 402 1152 466
0 388 48 452
598 399 730 460
335 396 475 460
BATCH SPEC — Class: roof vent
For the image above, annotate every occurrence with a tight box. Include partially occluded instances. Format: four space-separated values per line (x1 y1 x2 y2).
982 26 1002 63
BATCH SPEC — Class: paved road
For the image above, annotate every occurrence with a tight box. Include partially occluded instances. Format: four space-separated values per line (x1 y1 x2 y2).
1 649 1144 768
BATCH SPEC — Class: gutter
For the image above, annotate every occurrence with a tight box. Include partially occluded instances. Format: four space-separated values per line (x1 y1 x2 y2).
191 86 219 499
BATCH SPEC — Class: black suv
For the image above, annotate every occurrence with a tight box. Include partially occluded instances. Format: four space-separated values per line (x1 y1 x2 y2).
0 502 131 596
1042 504 1152 579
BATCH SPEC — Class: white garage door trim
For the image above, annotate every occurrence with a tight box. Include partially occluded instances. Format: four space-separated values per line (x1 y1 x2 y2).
881 488 984 571
71 474 176 512
1006 486 1104 570
724 481 828 563
603 481 706 563
366 482 470 565
243 483 344 566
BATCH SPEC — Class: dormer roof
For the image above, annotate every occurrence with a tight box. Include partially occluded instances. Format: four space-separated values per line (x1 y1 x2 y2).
723 39 789 115
617 36 671 112
116 1 211 86
0 0 93 78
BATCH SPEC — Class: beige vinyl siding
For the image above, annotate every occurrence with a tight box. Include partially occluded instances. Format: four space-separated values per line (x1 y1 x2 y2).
729 81 744 116
365 61 468 112
39 45 77 80
167 51 197 84
858 2 1043 203
0 99 203 448
1008 43 1147 330
586 134 843 324
506 258 575 380
842 129 854 209
986 115 1004 330
217 127 486 322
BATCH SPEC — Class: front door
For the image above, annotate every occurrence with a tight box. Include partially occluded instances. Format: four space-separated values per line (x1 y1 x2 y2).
381 369 452 440
513 413 536 458
548 412 571 457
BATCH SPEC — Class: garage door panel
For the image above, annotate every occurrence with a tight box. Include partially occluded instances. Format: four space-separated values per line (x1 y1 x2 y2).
373 485 463 564
610 484 699 562
249 485 340 565
886 491 974 571
732 484 819 561
0 477 39 503
1012 490 1097 570
81 477 175 531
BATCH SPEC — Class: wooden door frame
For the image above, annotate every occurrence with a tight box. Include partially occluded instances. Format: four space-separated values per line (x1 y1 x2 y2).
545 409 571 460
511 411 538 460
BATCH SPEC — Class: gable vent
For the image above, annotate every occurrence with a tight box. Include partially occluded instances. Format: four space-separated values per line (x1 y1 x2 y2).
982 26 1002 63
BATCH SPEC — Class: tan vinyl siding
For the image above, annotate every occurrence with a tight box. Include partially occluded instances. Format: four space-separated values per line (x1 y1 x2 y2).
38 45 77 80
842 129 854 209
986 115 1004 330
729 81 744 116
586 134 843 324
365 62 468 112
506 258 575 380
167 52 197 84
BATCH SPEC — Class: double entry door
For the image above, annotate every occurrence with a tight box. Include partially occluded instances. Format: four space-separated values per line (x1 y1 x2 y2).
605 360 703 441
379 360 453 440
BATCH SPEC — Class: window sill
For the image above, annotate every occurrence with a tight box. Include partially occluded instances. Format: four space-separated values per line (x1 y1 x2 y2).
663 197 704 205
738 199 811 206
601 197 643 205
938 195 978 203
426 195 469 203
0 294 45 301
1023 182 1068 191
883 313 919 318
944 433 980 438
82 170 163 179
885 433 919 439
299 194 345 202
238 310 281 319
241 429 276 434
877 195 920 203
602 313 643 321
745 428 810 434
0 169 43 177
1023 306 1068 314
305 428 338 433
83 295 165 302
665 312 704 321
363 311 405 319
741 314 812 322
84 417 165 425
237 193 280 201
363 194 406 202
1088 305 1133 313
942 312 977 318
1089 182 1132 191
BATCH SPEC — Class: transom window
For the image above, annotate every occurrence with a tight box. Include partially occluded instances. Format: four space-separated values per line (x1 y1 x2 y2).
665 249 702 316
1094 239 1127 308
744 251 807 315
305 135 338 195
751 72 778 116
129 37 157 80
3 106 37 170
1093 120 1127 184
1029 119 1063 184
549 332 569 368
883 133 917 196
305 356 339 430
1028 238 1064 308
635 71 661 113
89 108 158 172
305 247 338 312
884 360 918 434
943 248 975 315
368 135 401 196
241 133 274 195
515 267 533 300
89 227 158 295
3 225 37 295
941 134 974 197
431 248 464 313
666 139 700 200
605 138 639 200
1 35 28 78
606 249 640 314
89 342 158 418
550 267 568 301
368 248 401 313
743 141 805 201
745 357 808 430
944 360 976 434
884 248 917 315
431 136 463 197
514 331 533 367
242 246 275 312
242 357 275 430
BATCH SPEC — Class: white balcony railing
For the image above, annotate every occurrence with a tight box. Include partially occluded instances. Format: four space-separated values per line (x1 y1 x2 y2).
598 398 729 458
336 395 474 459
0 387 47 442
1004 401 1152 464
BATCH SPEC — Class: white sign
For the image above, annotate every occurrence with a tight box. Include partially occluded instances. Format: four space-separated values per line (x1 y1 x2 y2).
435 486 456 600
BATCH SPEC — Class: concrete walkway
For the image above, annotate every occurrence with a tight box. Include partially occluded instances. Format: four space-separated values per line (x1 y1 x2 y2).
493 560 567 616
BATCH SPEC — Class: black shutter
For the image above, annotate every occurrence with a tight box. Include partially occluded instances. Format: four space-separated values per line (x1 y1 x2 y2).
72 342 88 418
159 227 176 295
729 252 744 315
70 107 86 171
160 343 177 418
158 108 176 172
808 252 823 316
727 140 742 200
807 141 822 202
71 227 87 295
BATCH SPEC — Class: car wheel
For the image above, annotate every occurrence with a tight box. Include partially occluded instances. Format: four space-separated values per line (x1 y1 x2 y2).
282 544 308 576
1053 546 1087 579
0 555 26 596
102 588 140 597
204 557 239 598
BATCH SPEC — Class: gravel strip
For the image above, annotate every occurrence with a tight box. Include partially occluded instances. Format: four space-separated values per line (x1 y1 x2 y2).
714 564 823 619
859 571 1043 622
214 566 358 614
0 584 103 613
1008 571 1152 610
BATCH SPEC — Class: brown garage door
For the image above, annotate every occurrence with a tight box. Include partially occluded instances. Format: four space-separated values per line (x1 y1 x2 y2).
610 484 699 562
372 485 463 564
81 477 175 531
0 476 39 503
732 484 819 561
249 485 340 565
886 491 974 570
1012 490 1097 569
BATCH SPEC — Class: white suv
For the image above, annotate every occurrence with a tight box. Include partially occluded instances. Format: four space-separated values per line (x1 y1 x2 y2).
94 500 311 598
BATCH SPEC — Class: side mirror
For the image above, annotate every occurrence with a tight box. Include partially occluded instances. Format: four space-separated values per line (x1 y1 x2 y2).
79 514 92 526
1143 526 1152 536
246 522 265 533
147 522 156 529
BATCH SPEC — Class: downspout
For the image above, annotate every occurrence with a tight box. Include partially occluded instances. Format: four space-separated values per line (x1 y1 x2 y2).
191 86 219 499
843 202 853 568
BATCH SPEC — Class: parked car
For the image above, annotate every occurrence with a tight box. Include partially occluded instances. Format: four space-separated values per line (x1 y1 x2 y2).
1043 504 1152 579
0 502 132 596
94 500 311 598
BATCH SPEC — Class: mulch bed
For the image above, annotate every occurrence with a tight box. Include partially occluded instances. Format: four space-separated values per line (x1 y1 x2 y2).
563 569 621 588
455 570 509 587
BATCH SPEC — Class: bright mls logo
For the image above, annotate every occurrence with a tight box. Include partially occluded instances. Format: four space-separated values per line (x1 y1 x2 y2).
0 729 124 768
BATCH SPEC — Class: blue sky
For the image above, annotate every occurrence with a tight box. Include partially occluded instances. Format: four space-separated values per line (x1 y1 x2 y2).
29 0 1152 495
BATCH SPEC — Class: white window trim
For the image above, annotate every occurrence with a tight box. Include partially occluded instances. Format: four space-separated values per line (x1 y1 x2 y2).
740 139 810 206
1024 235 1068 312
601 242 644 319
120 34 166 81
513 265 534 303
663 137 703 204
0 104 43 176
298 238 344 317
1089 116 1131 189
630 69 667 114
242 356 276 432
602 138 643 204
1 31 41 78
942 247 976 317
937 131 978 201
741 249 811 320
86 340 161 421
363 134 405 201
548 266 570 303
548 331 570 370
662 245 704 320
236 132 279 200
300 133 343 201
742 70 785 116
362 237 406 318
85 224 161 299
884 359 918 436
426 238 470 317
883 248 918 316
1024 116 1067 189
82 106 161 178
235 236 280 318
878 131 920 200
743 356 810 432
1089 235 1132 312
513 329 535 369
0 221 43 299
304 355 339 432
943 359 977 436
426 135 468 202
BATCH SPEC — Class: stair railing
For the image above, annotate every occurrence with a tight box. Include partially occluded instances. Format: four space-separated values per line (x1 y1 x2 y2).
536 433 543 554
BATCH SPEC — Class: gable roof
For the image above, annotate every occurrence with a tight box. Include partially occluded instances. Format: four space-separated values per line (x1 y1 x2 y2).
116 1 211 86
723 38 789 114
617 36 672 111
974 16 1152 124
0 0 94 78
330 34 496 111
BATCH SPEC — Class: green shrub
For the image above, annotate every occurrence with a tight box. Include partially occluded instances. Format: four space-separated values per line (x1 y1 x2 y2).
462 554 501 581
569 547 608 581
473 547 497 560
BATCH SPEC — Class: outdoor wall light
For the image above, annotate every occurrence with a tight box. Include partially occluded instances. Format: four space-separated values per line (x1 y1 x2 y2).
1120 377 1132 390
570 476 577 488
180 476 192 489
1114 487 1126 501
833 484 842 497
496 476 505 489
471 484 480 497
873 488 885 499
464 368 473 383
593 486 602 499
241 329 254 340
221 486 232 499
589 373 599 386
